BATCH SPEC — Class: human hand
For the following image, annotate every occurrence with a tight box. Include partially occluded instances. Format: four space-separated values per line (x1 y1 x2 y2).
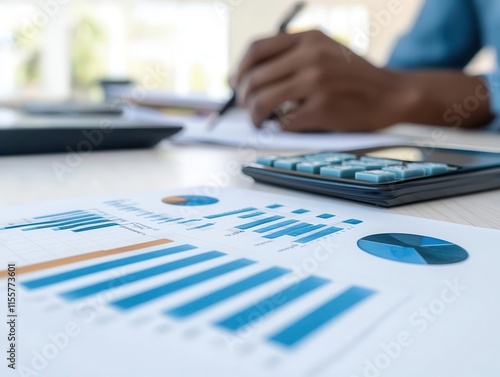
233 30 408 132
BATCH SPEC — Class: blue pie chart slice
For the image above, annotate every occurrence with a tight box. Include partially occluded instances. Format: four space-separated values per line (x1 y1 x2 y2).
162 195 219 206
357 233 468 265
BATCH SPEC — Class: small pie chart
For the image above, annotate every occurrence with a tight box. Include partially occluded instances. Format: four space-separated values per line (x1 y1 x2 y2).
162 195 219 206
357 233 468 265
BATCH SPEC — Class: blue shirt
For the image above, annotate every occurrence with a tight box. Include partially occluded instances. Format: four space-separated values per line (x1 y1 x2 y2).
387 0 500 130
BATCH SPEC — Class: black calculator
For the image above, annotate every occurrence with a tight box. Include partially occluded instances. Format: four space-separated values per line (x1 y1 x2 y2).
242 145 500 207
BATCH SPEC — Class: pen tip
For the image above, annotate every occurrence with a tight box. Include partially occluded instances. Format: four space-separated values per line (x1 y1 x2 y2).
207 113 219 131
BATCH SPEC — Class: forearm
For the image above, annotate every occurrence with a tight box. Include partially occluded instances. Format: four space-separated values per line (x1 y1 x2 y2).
390 70 495 129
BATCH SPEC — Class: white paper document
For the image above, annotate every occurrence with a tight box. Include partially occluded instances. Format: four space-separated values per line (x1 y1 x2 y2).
134 107 407 150
0 189 498 377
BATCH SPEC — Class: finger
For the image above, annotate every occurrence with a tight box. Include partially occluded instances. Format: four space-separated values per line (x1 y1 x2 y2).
237 47 309 106
246 73 311 127
228 75 236 89
235 33 302 86
279 97 336 133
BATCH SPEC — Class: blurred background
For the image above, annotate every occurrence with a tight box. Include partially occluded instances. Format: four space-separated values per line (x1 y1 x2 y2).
0 0 493 103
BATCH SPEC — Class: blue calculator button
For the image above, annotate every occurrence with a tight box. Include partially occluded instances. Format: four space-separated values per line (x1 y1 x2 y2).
382 166 426 179
407 163 450 175
320 165 365 179
355 170 397 183
273 158 305 170
256 156 279 166
297 161 330 174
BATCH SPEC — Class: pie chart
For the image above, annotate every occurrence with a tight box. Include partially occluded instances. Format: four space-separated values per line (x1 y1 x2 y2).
357 233 468 265
162 195 219 206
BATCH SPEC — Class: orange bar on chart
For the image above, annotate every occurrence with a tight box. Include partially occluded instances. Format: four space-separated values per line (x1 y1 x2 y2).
0 238 173 278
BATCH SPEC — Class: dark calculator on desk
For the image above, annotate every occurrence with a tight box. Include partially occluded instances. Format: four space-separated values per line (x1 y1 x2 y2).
242 145 500 207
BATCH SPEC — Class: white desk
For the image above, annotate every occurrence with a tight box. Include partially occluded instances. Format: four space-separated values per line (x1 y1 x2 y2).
1 125 499 229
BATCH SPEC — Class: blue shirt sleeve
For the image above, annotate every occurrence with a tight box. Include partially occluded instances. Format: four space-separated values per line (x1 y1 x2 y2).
484 72 500 131
387 0 500 130
387 0 482 69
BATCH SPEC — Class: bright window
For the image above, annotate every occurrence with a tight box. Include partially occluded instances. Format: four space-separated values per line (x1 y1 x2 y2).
289 4 370 55
0 1 374 101
0 1 229 100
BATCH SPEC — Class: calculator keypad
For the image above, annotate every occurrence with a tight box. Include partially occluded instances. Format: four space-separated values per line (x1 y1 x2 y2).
256 153 456 184
320 165 364 179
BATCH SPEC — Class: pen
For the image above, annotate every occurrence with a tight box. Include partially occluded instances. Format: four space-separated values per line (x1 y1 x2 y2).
208 1 307 130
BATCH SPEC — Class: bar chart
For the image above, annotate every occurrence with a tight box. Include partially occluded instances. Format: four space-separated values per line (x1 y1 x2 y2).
204 204 364 244
0 189 414 376
0 191 368 276
0 207 159 268
19 238 391 352
102 196 365 247
0 209 122 233
105 195 363 245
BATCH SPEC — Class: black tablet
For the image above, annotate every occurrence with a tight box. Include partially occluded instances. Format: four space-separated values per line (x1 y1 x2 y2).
0 111 183 155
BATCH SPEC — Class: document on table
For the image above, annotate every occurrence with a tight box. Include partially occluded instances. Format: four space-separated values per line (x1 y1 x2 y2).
132 107 408 150
1 188 498 377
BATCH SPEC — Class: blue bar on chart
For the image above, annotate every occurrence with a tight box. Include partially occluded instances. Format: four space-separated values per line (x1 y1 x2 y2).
292 209 310 214
33 210 86 219
4 214 98 230
205 208 258 219
73 222 119 233
236 216 285 230
317 213 335 219
215 276 329 331
287 224 326 237
162 217 184 223
137 212 154 216
263 223 313 240
295 227 343 244
61 251 225 300
22 216 105 231
56 219 111 230
254 219 299 234
179 219 201 224
194 223 215 230
344 219 363 225
238 212 265 219
123 207 140 212
266 204 283 209
268 286 376 347
22 217 96 230
23 244 197 289
146 214 165 219
166 267 291 318
111 259 256 310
